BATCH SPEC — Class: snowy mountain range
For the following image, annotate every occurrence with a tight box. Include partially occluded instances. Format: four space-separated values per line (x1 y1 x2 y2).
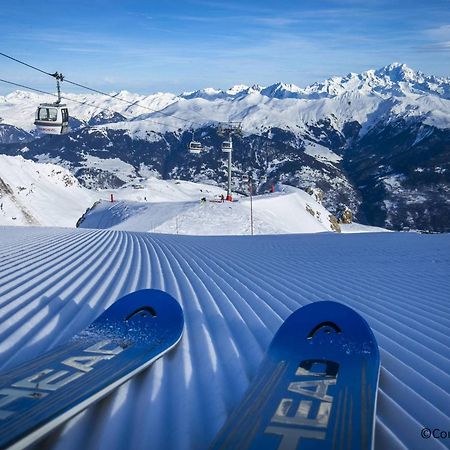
0 63 449 231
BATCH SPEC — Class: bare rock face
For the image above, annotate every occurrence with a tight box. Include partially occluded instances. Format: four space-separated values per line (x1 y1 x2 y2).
307 187 324 204
338 205 353 224
306 204 315 217
328 214 342 232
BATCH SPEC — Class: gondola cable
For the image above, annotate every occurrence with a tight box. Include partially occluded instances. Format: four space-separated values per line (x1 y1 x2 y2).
0 77 184 131
0 51 208 127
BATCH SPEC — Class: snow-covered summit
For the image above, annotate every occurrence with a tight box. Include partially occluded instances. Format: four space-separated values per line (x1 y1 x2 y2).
178 64 450 102
260 82 304 99
375 62 418 82
226 84 251 95
302 63 450 100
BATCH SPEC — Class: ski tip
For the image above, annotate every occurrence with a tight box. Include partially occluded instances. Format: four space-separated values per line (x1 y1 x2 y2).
89 289 184 347
270 301 379 360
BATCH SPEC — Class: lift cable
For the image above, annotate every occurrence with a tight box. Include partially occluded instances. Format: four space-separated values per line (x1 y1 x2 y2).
0 51 209 127
0 77 182 130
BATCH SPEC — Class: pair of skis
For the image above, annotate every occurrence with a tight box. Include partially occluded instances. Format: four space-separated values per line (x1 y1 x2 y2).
0 290 380 450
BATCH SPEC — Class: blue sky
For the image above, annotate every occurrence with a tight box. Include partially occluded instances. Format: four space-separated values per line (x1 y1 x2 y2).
1 0 449 95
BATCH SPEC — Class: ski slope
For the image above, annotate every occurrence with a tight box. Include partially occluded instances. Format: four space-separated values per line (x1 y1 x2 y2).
78 187 338 235
0 227 449 450
0 154 340 234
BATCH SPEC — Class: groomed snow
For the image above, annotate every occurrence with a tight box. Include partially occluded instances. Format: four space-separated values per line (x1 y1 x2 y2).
0 228 449 450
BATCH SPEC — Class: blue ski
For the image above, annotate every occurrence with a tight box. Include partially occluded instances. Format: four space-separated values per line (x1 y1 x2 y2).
0 289 184 450
210 301 380 450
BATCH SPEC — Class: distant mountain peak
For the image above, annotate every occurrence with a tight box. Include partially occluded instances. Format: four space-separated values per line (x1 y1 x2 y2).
180 87 224 100
374 62 418 82
226 84 250 95
260 82 303 99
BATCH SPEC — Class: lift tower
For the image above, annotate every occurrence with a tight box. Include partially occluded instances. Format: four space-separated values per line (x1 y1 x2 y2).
219 122 242 202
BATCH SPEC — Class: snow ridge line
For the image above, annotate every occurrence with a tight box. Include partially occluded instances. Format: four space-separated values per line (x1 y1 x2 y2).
159 238 254 378
0 228 87 265
0 229 104 285
204 235 450 412
149 236 225 449
142 235 200 450
0 231 122 369
49 230 132 346
166 239 264 372
378 376 449 450
0 230 116 313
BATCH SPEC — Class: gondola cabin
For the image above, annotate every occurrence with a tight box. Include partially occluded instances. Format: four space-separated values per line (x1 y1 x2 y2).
189 141 203 154
34 103 69 135
222 141 232 153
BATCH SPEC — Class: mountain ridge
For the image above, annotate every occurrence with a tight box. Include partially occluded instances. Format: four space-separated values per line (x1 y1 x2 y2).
1 62 450 134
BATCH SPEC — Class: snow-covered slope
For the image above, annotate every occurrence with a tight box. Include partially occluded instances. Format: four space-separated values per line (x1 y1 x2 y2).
0 155 342 233
1 63 449 135
79 185 339 234
0 228 448 450
0 155 97 227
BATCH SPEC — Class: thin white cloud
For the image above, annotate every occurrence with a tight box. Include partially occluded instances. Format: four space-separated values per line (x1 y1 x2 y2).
415 24 450 52
427 24 450 39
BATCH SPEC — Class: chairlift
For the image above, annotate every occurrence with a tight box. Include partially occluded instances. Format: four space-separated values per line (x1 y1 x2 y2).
222 140 232 153
242 174 249 183
34 72 69 135
260 175 267 183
